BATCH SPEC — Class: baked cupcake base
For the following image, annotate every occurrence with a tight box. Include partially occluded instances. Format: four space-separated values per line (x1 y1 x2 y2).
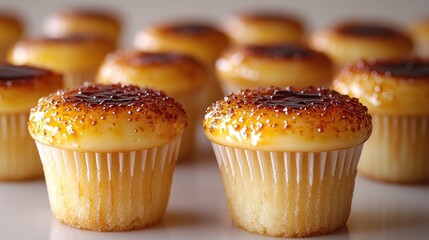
359 114 429 183
36 136 181 231
0 112 43 180
212 143 363 237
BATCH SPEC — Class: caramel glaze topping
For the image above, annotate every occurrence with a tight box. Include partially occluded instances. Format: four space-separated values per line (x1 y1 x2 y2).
124 51 202 67
17 35 112 46
163 24 219 36
238 12 300 23
0 64 60 87
353 58 429 79
30 84 187 148
54 84 185 117
242 44 315 59
336 23 401 37
205 86 372 140
0 64 52 86
58 9 119 22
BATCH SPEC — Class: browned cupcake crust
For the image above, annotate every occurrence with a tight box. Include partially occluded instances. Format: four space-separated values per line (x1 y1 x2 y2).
0 63 63 113
160 23 224 37
333 58 429 115
349 57 429 79
52 9 120 24
236 44 324 60
204 86 372 151
111 51 203 67
29 84 187 151
335 23 405 38
0 64 55 86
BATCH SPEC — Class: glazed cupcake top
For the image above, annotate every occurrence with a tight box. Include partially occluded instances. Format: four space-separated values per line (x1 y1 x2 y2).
28 84 187 152
333 58 429 115
216 44 333 88
42 8 121 45
0 64 63 113
134 22 230 66
224 11 304 44
203 86 372 152
8 35 115 72
97 51 207 95
309 22 413 65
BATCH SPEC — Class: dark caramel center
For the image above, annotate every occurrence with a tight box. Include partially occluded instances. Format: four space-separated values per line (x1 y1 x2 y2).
0 65 47 81
167 24 210 35
64 85 162 106
245 45 314 59
370 61 429 78
253 89 329 109
129 52 182 65
337 25 397 37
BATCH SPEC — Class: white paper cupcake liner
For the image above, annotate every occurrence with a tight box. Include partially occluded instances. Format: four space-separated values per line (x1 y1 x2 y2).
36 136 181 231
359 114 429 182
63 70 96 88
0 112 43 180
211 143 363 237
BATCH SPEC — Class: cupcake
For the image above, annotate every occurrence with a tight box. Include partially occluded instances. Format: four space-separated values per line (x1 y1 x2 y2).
409 17 429 57
333 58 429 183
309 22 413 68
216 44 333 94
28 84 187 231
203 86 372 237
97 51 207 160
134 22 230 106
42 8 121 47
8 35 114 88
223 11 304 45
0 63 62 180
0 12 24 60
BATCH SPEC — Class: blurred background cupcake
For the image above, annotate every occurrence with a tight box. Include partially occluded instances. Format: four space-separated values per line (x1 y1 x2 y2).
223 11 305 45
97 51 207 161
8 35 114 88
216 43 333 94
309 21 413 69
134 21 230 107
0 11 23 60
409 17 429 57
42 8 122 47
333 58 429 183
0 63 62 180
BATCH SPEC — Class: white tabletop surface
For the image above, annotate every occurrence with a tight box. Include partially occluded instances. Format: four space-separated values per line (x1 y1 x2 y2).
1 141 428 240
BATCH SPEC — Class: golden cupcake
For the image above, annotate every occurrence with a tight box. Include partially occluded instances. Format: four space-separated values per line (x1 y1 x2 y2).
216 44 333 94
134 22 230 106
309 22 413 68
0 12 24 60
203 86 372 237
42 8 121 46
8 35 114 88
0 63 62 180
224 11 304 45
97 51 207 160
333 58 429 183
410 17 429 57
28 84 187 231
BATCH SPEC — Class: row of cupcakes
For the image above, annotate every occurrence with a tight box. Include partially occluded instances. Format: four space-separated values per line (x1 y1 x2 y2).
1 63 373 236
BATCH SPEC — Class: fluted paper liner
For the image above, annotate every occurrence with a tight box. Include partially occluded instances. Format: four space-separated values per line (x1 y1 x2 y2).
359 114 429 182
36 136 181 231
0 112 43 180
212 143 363 237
